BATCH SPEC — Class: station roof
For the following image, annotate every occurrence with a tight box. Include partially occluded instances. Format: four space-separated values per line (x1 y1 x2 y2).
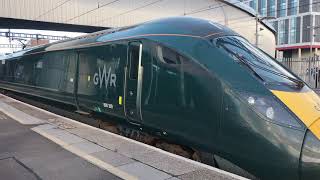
1 17 239 60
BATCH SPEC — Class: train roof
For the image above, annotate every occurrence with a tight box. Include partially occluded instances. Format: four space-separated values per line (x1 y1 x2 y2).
1 17 238 60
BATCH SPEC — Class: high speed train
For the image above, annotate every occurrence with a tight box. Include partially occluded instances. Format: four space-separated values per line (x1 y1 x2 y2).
0 17 320 180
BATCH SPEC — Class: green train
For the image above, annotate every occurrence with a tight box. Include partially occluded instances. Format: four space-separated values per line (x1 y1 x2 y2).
1 17 320 180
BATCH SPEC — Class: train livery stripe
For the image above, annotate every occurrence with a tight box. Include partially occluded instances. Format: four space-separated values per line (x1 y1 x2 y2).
271 89 320 139
309 119 320 140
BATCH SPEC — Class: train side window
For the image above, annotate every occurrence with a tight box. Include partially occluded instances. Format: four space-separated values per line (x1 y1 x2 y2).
156 45 180 65
128 42 140 80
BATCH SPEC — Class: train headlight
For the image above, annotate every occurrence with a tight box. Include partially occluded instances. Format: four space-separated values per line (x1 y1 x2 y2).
239 92 301 128
247 96 255 105
266 107 274 120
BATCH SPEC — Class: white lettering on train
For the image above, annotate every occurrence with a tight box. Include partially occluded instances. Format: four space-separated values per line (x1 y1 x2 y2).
93 65 116 89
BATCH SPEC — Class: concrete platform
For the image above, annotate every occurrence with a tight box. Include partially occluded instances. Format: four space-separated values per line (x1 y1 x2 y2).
0 111 120 180
0 94 248 180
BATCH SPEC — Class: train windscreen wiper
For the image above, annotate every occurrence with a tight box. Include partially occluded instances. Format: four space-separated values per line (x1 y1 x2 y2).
224 38 305 88
236 54 266 82
243 58 305 88
221 47 265 82
218 43 304 88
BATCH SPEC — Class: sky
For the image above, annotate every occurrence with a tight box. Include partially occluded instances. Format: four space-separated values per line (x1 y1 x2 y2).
0 29 85 55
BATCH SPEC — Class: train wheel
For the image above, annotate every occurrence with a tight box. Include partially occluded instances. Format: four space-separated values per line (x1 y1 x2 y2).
98 120 120 134
155 141 193 159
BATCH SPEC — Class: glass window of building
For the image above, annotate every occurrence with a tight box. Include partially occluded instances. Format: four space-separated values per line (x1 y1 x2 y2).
259 0 267 16
315 15 320 42
302 15 312 42
277 0 287 17
299 0 310 13
290 18 297 43
267 0 276 17
313 0 320 12
296 17 301 43
288 0 298 15
279 20 286 44
250 0 257 11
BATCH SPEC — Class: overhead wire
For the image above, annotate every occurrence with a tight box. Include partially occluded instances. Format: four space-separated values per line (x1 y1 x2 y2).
183 0 319 35
190 0 320 31
64 0 121 23
34 0 72 20
92 0 248 26
93 0 317 27
29 0 320 31
182 0 252 16
182 0 317 19
92 0 165 26
219 16 256 26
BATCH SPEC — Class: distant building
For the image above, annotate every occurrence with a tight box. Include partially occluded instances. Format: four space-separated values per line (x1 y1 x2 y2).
243 0 320 58
27 39 49 47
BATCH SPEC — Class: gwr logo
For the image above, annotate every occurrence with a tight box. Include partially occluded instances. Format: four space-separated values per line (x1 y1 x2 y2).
93 65 116 89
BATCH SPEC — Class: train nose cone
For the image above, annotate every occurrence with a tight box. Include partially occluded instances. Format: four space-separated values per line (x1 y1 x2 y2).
300 130 320 180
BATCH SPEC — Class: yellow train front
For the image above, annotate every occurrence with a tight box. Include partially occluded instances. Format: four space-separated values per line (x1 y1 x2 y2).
0 17 320 179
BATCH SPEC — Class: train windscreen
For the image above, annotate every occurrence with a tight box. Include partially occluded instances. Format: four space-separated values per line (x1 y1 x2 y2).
213 36 303 87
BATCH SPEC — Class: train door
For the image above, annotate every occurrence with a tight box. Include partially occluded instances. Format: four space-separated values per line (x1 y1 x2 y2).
124 41 143 124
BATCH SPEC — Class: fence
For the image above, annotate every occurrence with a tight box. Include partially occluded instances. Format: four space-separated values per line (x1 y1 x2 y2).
278 56 320 89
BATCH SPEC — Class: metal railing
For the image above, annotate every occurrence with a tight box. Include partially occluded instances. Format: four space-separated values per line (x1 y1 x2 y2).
278 56 320 89
0 32 70 41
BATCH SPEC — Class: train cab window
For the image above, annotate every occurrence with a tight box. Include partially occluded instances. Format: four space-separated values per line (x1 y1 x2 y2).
155 44 191 109
156 45 180 65
128 42 140 80
214 36 300 86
